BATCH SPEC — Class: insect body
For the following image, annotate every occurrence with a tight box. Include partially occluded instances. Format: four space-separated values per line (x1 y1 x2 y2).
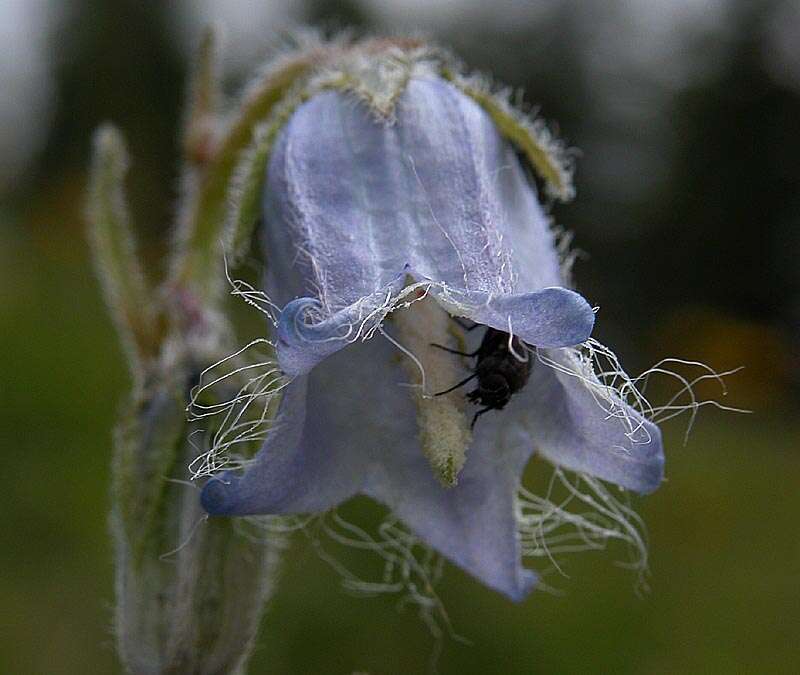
433 325 532 429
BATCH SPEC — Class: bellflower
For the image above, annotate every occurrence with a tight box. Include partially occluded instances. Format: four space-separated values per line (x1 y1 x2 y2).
201 57 664 601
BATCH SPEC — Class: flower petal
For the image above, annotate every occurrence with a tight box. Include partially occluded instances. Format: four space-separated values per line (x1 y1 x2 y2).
262 76 569 313
518 349 665 494
204 330 537 600
275 274 593 377
275 274 405 376
364 409 538 601
202 332 413 516
201 374 365 516
263 74 594 373
430 284 595 348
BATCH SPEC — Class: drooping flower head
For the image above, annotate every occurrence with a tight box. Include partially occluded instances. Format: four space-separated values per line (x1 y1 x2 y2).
199 43 664 601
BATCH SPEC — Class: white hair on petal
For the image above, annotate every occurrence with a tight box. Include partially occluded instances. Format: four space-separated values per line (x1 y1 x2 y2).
406 154 472 292
517 467 650 593
222 249 280 326
195 243 747 605
187 265 475 482
236 506 463 660
516 333 746 590
530 336 748 446
436 53 577 202
187 264 291 480
505 316 530 363
187 338 291 480
378 324 431 397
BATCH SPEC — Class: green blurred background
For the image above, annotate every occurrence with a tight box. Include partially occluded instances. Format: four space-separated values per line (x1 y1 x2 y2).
1 1 799 673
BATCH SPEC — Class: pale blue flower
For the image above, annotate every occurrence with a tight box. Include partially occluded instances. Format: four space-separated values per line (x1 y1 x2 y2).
201 77 664 601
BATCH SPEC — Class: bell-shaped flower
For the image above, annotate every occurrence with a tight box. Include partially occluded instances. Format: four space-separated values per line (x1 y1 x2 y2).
201 75 664 601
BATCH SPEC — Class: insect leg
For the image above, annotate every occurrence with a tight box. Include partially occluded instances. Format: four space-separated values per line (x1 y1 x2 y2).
433 373 478 396
470 407 494 429
450 316 481 331
429 343 480 357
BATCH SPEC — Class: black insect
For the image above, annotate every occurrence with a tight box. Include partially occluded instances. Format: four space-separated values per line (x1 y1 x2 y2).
432 321 532 429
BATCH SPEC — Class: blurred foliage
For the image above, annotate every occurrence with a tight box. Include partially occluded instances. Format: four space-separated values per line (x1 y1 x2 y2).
1 0 799 673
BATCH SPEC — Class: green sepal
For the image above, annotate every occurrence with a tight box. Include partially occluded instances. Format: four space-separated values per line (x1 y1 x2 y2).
170 51 319 305
87 125 161 375
441 68 576 201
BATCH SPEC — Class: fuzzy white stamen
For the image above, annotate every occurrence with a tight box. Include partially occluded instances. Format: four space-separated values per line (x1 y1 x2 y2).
391 294 473 487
